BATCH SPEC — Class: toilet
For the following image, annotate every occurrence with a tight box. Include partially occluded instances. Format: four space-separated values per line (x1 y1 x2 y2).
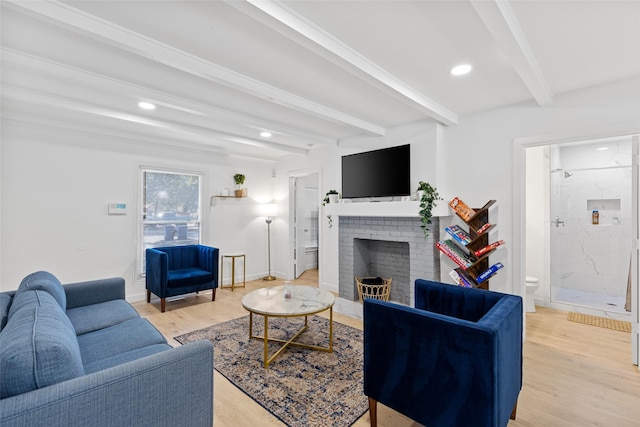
525 276 540 313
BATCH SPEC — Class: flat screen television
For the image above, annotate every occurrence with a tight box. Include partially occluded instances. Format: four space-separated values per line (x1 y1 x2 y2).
341 144 410 199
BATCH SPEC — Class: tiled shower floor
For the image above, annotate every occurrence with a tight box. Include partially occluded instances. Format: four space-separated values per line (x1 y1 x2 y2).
554 288 629 314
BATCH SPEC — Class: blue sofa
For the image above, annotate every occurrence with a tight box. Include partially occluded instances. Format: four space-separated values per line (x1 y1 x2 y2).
146 245 219 312
364 279 522 427
0 271 214 427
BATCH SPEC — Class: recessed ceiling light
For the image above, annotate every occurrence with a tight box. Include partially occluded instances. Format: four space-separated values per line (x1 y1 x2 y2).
450 64 472 76
260 131 272 138
138 102 156 110
597 147 609 151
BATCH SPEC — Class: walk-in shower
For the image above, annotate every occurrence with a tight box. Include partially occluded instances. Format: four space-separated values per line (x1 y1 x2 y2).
526 138 633 316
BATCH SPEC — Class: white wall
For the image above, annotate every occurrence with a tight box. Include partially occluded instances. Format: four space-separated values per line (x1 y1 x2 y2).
275 122 442 292
3 78 639 302
0 122 276 300
525 146 549 303
444 76 640 294
274 77 640 296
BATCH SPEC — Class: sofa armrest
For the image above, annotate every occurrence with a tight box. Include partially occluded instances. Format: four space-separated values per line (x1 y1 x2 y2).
64 277 126 310
0 340 214 427
364 299 500 427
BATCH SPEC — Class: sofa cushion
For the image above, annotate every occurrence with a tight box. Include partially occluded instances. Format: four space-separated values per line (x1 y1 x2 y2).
167 268 214 288
66 299 140 335
16 271 66 310
83 343 172 374
0 290 84 398
0 293 11 331
77 317 167 367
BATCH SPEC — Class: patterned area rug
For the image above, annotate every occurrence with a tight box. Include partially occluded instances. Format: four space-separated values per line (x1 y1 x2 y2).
567 312 632 332
174 315 367 427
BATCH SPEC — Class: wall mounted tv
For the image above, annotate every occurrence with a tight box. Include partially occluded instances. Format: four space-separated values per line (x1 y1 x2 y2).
341 144 410 199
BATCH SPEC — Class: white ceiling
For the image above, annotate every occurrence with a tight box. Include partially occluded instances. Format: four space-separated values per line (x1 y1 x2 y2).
2 0 639 160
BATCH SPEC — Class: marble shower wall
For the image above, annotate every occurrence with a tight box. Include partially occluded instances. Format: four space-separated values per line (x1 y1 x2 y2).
550 140 632 297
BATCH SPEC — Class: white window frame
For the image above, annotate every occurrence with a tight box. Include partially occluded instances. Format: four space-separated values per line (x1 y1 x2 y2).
136 165 206 279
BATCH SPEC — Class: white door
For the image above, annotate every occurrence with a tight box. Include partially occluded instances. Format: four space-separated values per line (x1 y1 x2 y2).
632 135 639 366
293 177 307 278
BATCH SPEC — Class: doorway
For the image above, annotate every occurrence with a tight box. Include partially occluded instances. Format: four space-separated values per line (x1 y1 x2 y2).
526 138 633 317
516 125 640 366
290 172 320 279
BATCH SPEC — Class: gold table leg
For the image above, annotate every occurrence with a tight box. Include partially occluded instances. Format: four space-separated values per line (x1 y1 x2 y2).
231 256 235 290
263 316 269 368
247 307 334 368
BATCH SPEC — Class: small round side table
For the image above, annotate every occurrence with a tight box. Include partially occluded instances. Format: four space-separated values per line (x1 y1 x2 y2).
220 252 246 291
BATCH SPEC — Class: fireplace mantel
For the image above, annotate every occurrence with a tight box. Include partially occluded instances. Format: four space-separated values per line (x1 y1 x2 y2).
325 200 451 218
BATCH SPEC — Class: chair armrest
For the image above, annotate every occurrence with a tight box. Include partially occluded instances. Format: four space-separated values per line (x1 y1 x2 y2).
415 279 504 322
364 299 500 427
64 277 125 309
477 294 523 423
197 246 219 279
146 248 169 296
0 340 214 427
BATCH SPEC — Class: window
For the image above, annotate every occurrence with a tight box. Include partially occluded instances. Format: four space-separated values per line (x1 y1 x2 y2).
139 168 203 276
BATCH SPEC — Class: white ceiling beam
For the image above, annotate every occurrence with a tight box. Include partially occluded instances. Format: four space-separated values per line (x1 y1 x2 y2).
4 0 385 136
2 83 309 155
239 0 459 126
2 116 231 158
2 48 336 147
471 0 553 106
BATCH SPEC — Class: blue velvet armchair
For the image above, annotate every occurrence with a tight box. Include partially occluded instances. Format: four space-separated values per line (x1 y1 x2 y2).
364 279 523 427
146 245 219 312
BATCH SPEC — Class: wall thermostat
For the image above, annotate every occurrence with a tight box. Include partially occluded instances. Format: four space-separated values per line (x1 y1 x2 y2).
108 203 128 215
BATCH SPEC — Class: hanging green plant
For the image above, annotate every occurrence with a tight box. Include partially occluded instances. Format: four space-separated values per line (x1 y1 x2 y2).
417 181 441 238
322 189 339 228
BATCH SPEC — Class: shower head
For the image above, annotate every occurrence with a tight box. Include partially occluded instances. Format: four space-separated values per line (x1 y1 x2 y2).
564 171 573 178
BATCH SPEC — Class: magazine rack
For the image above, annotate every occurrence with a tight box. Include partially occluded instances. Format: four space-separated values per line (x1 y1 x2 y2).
438 200 498 290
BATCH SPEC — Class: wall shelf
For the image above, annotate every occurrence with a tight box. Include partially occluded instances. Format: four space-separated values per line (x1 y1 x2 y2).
210 195 247 206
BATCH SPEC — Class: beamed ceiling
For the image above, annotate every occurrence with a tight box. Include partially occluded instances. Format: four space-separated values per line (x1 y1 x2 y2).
2 1 639 159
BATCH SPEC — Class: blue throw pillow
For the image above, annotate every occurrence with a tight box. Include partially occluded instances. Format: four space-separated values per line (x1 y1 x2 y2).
16 271 66 310
0 290 84 398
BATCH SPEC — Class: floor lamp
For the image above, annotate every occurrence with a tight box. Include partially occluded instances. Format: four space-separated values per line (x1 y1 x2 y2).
261 203 277 281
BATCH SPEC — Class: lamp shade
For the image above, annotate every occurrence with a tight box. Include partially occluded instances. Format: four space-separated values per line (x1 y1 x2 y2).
260 203 277 218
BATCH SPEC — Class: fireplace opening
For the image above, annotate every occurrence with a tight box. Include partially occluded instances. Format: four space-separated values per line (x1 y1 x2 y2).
354 238 410 305
338 216 440 306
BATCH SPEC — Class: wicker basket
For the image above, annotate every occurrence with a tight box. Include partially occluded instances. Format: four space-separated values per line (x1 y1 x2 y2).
356 277 392 304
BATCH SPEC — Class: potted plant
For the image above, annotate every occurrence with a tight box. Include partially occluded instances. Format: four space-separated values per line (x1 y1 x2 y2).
233 173 247 197
417 181 441 238
322 190 339 228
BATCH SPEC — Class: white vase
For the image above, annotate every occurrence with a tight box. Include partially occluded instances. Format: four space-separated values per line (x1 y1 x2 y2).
328 194 339 204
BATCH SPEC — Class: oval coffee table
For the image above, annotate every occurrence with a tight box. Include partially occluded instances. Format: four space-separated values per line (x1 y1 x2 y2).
242 285 335 368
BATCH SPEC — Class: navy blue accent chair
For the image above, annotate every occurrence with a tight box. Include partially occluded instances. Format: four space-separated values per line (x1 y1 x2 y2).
364 279 523 427
146 245 219 312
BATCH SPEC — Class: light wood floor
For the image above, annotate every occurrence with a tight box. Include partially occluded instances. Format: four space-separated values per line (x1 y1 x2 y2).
134 270 640 427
